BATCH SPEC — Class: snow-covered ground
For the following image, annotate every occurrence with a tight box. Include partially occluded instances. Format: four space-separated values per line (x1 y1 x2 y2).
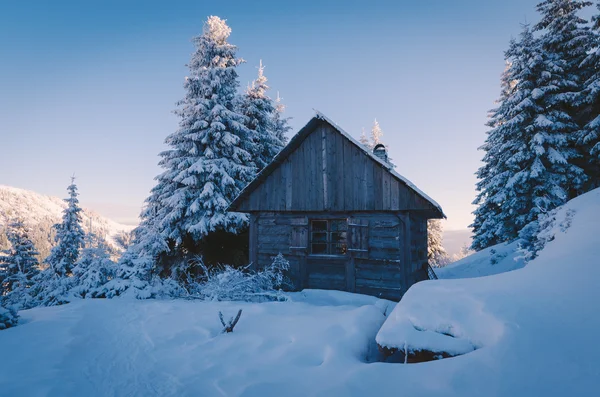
436 239 525 279
0 291 395 397
377 188 600 396
2 190 599 396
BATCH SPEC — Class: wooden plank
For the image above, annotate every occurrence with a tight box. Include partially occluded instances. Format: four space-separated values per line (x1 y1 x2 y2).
313 128 324 211
374 164 383 210
346 256 356 292
343 134 353 211
335 130 345 211
308 274 346 290
321 127 329 211
249 214 259 270
382 169 391 210
355 277 402 290
354 285 402 301
362 149 368 210
285 158 293 210
325 127 336 211
390 178 400 210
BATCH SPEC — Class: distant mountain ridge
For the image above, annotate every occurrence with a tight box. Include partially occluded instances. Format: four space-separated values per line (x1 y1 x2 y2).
0 185 134 260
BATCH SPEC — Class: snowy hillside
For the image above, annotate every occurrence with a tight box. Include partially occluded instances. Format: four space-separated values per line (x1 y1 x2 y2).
0 190 599 396
436 239 525 279
377 188 600 395
0 185 133 257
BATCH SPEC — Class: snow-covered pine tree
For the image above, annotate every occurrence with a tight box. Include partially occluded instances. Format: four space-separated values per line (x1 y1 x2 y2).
427 219 449 267
472 60 519 250
72 233 117 298
0 219 40 309
143 16 254 251
502 24 586 237
44 177 85 277
534 0 593 194
273 93 292 146
576 1 600 189
370 119 383 147
359 127 371 149
103 223 168 299
34 178 85 306
239 60 285 172
473 22 588 250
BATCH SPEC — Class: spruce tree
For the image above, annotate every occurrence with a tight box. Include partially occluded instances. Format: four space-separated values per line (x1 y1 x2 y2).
273 93 292 146
534 0 593 194
72 233 116 298
144 16 254 247
44 177 85 276
370 119 383 146
471 60 518 250
427 219 449 267
359 127 372 149
239 60 285 172
576 1 600 188
473 24 587 250
104 224 168 299
0 219 40 309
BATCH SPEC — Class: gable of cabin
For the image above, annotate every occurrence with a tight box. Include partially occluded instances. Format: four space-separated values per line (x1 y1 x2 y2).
231 119 440 215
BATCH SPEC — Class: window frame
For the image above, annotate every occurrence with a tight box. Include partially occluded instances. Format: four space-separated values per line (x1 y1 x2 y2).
309 219 348 256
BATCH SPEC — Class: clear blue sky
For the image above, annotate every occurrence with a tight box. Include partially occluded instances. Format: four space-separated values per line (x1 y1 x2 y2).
0 0 565 229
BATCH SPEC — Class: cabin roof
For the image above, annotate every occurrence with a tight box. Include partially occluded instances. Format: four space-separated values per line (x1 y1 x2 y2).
229 111 446 218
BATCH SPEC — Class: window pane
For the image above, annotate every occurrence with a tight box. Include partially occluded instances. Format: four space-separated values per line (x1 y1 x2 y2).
331 232 347 243
312 220 327 231
332 243 347 255
312 232 327 243
312 244 327 254
331 220 347 232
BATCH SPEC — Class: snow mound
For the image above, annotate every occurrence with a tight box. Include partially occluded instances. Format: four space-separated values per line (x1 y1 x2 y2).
1 189 599 396
0 298 387 396
377 188 600 395
436 239 525 279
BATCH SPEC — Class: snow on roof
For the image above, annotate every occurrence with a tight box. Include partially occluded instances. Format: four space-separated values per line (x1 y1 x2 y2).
313 110 445 217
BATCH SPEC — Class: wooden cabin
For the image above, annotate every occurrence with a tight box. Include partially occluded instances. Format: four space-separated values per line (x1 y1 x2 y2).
228 112 445 301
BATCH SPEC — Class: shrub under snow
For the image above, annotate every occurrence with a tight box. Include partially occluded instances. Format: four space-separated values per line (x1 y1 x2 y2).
0 306 18 330
191 253 290 302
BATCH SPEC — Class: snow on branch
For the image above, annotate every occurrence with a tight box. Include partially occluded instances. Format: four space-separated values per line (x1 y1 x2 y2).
219 309 242 333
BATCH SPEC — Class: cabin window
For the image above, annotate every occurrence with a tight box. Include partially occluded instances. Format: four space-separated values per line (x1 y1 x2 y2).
310 219 347 255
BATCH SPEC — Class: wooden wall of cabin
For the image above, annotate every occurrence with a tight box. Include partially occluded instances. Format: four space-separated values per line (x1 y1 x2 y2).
235 123 437 214
251 211 429 301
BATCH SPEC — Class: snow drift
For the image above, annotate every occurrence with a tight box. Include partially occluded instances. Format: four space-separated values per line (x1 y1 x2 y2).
1 189 599 396
377 188 600 395
436 239 525 279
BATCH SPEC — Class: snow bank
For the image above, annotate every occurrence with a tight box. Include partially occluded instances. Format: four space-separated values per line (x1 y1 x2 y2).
376 188 600 395
0 306 18 330
0 295 387 396
1 190 600 396
436 239 525 279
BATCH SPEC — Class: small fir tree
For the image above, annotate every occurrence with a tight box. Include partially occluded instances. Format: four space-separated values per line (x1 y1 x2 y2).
370 119 384 147
239 60 285 172
44 177 85 276
427 219 449 267
72 233 117 298
0 219 40 309
359 127 372 149
272 93 292 146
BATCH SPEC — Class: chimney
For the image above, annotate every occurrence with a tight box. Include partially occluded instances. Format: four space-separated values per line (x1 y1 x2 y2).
372 143 388 164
